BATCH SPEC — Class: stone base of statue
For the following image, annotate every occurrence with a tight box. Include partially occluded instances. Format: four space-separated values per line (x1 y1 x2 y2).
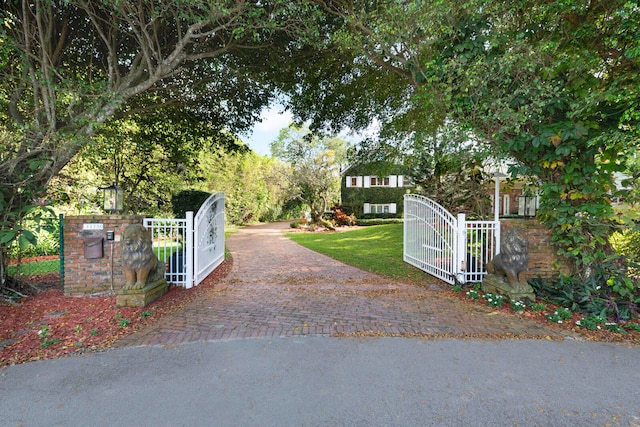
481 273 535 303
116 278 168 308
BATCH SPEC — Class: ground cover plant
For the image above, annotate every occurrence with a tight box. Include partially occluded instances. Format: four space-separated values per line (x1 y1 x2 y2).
288 224 640 344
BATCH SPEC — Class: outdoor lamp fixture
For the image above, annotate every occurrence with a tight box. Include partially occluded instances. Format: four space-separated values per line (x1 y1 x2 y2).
518 193 536 218
102 184 124 214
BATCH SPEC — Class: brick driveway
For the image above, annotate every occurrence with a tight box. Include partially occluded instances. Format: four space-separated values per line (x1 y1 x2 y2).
116 222 566 347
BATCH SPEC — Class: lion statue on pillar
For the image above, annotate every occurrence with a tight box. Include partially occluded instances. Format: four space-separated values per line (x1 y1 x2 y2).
483 227 535 301
121 224 165 290
486 228 529 290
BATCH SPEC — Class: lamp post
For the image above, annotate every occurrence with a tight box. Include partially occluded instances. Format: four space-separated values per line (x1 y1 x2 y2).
102 184 124 214
492 171 506 222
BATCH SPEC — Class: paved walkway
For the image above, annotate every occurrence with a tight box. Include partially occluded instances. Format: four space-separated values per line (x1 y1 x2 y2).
116 222 566 347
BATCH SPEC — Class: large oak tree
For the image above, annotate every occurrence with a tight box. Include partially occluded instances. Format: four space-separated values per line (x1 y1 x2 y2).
0 0 319 271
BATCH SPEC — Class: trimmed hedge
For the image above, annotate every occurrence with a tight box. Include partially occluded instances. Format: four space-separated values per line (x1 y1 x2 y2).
359 213 402 220
356 218 404 226
171 190 211 218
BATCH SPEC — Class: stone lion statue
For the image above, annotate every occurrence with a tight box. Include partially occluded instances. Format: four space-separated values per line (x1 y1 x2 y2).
486 228 529 290
121 224 165 290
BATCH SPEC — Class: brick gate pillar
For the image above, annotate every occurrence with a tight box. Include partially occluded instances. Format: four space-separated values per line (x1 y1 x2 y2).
63 215 143 296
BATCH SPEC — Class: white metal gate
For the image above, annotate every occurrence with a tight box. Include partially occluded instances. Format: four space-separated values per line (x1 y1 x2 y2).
144 192 225 289
193 192 225 284
144 214 193 288
404 194 500 284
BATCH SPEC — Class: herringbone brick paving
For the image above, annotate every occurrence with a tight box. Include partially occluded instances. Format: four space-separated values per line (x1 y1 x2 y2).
116 222 566 347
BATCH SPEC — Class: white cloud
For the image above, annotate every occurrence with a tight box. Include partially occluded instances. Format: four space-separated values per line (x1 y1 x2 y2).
255 108 293 132
240 106 293 156
241 105 378 156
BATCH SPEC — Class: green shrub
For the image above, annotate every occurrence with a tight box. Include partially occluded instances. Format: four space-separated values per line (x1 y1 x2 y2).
7 217 60 258
356 218 404 226
483 293 504 307
529 302 548 311
575 315 606 331
624 322 640 332
466 289 480 300
171 190 211 218
510 300 526 311
611 228 640 264
359 213 402 220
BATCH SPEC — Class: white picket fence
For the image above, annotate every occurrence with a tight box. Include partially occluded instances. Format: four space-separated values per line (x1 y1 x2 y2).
144 192 225 288
404 194 500 284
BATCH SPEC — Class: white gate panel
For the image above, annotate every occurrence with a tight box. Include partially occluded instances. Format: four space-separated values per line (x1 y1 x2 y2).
144 214 193 288
461 220 500 283
404 194 499 284
404 194 458 284
194 192 225 285
145 192 225 289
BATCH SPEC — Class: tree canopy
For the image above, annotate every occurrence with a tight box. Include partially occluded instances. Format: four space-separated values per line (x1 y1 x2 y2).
0 0 321 264
0 0 331 290
279 0 640 276
1 0 639 284
271 125 349 222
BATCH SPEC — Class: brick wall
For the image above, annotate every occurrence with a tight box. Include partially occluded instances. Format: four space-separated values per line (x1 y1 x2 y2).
63 215 143 296
501 218 572 279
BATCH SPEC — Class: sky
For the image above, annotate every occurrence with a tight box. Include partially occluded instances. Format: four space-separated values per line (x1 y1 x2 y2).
239 105 376 157
239 107 293 156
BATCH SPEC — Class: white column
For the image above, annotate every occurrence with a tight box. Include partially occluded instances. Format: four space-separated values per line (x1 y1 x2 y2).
455 213 467 284
185 211 194 289
494 175 500 222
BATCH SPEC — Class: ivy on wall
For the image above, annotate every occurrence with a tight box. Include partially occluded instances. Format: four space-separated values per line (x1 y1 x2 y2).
341 185 409 217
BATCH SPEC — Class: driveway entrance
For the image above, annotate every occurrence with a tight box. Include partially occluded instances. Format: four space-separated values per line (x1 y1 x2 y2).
117 222 564 347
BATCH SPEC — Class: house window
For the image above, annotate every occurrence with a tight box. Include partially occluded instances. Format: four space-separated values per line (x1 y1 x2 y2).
364 203 397 214
351 177 358 187
370 204 390 214
503 195 510 216
370 176 390 186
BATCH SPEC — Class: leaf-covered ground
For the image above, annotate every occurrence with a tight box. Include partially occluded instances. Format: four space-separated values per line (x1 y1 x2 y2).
0 259 232 367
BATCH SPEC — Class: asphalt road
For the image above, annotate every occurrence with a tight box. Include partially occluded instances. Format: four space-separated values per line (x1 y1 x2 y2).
2 336 639 426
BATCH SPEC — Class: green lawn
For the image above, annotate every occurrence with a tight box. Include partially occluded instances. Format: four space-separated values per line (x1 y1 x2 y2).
286 223 433 286
8 259 59 276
